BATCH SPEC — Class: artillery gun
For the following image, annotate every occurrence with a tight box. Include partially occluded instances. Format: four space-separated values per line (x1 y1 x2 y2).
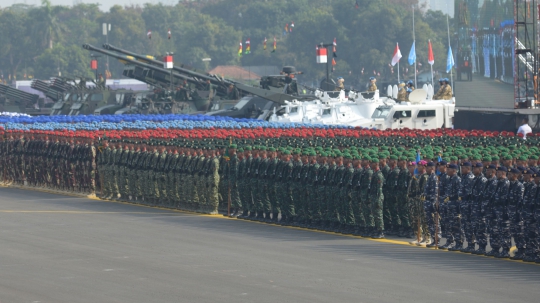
31 77 145 116
0 83 50 115
84 44 311 117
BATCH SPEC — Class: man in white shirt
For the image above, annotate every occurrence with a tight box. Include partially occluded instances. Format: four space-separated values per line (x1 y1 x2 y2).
517 118 532 139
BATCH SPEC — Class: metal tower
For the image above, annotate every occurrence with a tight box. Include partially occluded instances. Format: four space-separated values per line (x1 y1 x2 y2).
514 0 538 108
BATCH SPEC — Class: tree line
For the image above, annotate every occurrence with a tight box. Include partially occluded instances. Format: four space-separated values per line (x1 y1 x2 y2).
0 0 457 88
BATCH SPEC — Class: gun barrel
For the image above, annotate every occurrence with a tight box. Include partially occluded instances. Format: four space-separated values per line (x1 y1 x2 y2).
102 43 235 87
83 44 196 87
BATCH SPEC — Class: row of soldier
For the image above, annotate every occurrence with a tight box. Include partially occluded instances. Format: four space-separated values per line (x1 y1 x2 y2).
1 135 540 262
0 134 96 192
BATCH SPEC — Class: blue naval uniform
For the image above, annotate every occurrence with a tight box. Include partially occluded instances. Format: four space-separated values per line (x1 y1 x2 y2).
423 172 440 240
438 172 451 239
490 177 510 253
469 173 488 249
459 171 477 247
507 180 525 253
520 180 537 258
476 175 497 249
444 174 462 246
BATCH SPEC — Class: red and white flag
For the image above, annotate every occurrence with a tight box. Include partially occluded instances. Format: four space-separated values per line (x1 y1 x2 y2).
391 43 402 66
147 30 152 39
168 28 171 40
428 40 435 65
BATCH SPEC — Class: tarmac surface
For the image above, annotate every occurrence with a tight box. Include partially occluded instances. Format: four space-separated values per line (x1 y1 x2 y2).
1 186 540 303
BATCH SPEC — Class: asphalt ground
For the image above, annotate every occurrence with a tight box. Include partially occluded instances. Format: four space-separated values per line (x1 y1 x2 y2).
1 186 539 303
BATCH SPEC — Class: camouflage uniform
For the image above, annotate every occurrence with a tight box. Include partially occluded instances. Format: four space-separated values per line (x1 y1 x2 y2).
207 155 220 213
369 168 385 233
489 177 510 255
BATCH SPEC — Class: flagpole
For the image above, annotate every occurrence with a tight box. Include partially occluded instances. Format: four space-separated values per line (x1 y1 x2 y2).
413 5 417 88
446 2 453 95
398 60 400 83
429 40 434 92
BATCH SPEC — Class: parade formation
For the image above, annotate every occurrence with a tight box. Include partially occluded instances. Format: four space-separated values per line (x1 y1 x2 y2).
1 114 540 263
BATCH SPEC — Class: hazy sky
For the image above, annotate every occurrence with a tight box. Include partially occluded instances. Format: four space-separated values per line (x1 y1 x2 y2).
7 0 176 12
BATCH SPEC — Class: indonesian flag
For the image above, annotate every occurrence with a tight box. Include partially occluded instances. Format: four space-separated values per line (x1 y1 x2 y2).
168 28 171 40
263 37 267 50
238 41 242 57
428 39 435 65
391 43 402 66
245 38 251 54
272 36 276 53
147 30 152 39
290 22 294 32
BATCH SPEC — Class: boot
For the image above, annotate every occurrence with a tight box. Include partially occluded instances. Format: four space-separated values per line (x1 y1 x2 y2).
371 230 385 239
264 212 272 223
272 212 280 223
441 241 454 250
279 215 287 225
496 248 510 258
449 242 463 251
523 253 537 262
510 249 525 260
361 227 372 237
472 246 487 255
255 211 264 221
238 210 249 219
459 244 470 253
486 247 499 257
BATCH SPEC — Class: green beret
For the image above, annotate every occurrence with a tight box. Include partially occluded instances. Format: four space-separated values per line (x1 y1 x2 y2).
483 156 492 162
503 155 513 160
268 147 276 152
320 152 327 157
371 158 379 163
244 146 252 151
237 148 244 152
518 155 528 161
530 155 539 160
283 150 291 155
491 155 500 160
389 155 398 160
344 154 352 160
229 144 237 149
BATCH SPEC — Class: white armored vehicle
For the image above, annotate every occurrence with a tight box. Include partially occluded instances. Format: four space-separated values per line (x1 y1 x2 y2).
269 84 455 130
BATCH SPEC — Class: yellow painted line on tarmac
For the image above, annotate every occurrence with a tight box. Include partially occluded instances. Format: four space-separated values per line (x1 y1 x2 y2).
3 183 539 265
0 210 181 214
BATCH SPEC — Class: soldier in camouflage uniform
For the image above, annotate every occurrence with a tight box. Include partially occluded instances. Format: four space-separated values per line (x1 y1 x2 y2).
278 151 295 224
266 147 279 222
424 162 440 247
396 157 412 237
458 162 475 252
313 152 328 228
518 169 537 261
206 148 220 214
506 168 524 259
228 145 241 216
466 163 488 253
407 161 428 245
384 155 400 234
369 158 385 238
486 167 510 257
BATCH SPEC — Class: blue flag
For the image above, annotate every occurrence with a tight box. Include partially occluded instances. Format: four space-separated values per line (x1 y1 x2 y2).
446 46 455 73
408 41 416 65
